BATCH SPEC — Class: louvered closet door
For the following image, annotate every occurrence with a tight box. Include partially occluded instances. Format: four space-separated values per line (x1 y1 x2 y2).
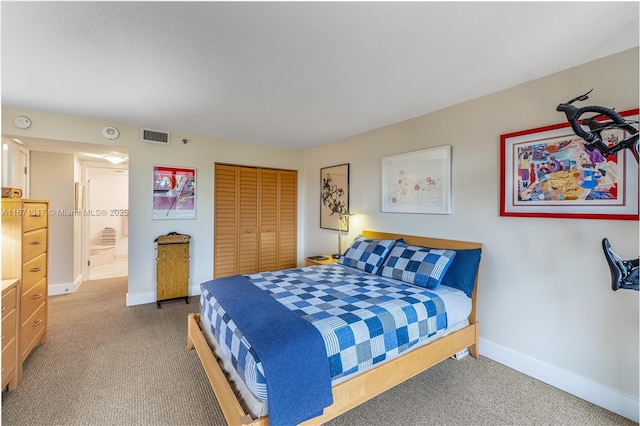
259 169 278 272
278 170 297 269
237 167 259 274
214 165 238 278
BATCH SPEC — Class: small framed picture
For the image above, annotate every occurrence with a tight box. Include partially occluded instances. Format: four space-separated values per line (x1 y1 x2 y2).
320 163 349 231
152 165 196 220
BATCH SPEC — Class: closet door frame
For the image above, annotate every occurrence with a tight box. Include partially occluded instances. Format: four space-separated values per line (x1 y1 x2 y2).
213 164 297 278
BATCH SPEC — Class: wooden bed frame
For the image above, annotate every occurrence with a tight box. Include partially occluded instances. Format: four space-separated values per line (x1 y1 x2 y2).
187 230 482 425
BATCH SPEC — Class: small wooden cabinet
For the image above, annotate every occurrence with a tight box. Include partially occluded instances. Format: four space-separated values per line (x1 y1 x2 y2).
1 279 19 391
305 255 339 267
156 234 190 308
1 198 49 389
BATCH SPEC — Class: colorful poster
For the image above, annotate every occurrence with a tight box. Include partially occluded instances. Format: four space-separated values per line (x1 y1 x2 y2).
152 166 196 220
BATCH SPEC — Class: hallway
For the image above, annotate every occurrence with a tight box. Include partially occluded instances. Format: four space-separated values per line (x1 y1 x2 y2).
89 255 127 280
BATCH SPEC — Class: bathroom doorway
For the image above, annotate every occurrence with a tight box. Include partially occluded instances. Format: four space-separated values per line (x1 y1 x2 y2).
86 167 129 280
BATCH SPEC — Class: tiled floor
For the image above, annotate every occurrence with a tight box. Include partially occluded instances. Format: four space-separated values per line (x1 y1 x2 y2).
90 255 128 280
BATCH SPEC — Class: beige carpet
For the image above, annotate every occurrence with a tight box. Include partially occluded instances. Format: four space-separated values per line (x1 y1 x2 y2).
2 277 636 425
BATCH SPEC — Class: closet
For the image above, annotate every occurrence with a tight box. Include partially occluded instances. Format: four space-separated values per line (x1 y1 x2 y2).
214 164 297 278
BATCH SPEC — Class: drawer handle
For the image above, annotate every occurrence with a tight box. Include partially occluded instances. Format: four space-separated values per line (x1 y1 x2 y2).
33 319 42 327
1 335 4 341
32 293 43 300
31 266 42 273
31 240 43 245
30 212 42 217
1 306 4 313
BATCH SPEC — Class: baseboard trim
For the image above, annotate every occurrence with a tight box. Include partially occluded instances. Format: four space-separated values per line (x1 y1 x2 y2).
48 275 83 296
126 291 155 307
479 337 639 423
126 285 201 307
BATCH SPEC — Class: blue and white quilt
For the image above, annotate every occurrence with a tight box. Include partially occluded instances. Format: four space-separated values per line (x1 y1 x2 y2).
200 263 455 404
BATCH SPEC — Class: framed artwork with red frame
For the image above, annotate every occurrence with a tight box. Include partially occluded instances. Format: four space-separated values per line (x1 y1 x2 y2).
500 109 638 220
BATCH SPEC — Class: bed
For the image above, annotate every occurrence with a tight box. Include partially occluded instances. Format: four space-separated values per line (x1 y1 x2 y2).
187 230 482 425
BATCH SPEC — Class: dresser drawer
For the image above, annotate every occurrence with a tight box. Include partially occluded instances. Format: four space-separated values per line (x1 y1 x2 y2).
23 228 47 262
2 308 17 351
2 338 17 382
2 286 17 320
20 302 46 358
22 253 47 291
21 278 46 324
22 203 48 232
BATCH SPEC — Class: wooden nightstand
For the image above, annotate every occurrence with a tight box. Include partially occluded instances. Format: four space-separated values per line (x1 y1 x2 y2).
305 255 339 266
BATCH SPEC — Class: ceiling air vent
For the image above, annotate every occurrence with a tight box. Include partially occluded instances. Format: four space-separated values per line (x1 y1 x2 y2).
141 128 170 145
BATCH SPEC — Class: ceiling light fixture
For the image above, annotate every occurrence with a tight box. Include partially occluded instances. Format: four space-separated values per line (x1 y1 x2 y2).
103 154 128 165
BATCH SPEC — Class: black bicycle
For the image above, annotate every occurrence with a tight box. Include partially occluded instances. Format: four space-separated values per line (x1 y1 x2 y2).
557 91 638 291
602 238 639 291
556 89 639 163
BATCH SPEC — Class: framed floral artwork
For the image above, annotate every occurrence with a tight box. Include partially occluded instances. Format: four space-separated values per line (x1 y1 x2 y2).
500 109 638 220
320 163 349 231
381 146 452 214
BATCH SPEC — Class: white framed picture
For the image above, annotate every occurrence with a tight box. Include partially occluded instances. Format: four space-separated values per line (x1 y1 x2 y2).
381 145 451 214
152 165 196 220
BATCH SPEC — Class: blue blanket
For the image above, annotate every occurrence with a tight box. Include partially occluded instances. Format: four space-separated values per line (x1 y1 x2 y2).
202 275 333 426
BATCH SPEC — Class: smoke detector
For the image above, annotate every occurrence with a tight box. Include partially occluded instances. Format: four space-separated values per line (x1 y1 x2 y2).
103 126 120 140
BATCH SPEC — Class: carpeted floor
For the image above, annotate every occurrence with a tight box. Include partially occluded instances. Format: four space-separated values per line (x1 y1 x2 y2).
1 277 636 425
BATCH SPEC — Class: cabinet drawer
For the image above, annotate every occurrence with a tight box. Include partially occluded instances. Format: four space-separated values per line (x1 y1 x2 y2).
23 228 47 262
22 278 46 323
2 338 17 381
22 203 48 232
20 302 46 358
22 253 47 291
2 286 17 320
2 309 16 350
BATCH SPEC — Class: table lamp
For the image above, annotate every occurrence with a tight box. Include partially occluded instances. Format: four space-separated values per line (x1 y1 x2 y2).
332 211 355 259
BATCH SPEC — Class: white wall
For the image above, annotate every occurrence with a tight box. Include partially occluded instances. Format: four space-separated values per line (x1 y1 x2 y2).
1 109 306 306
302 47 639 420
1 47 637 421
30 151 77 291
125 132 305 306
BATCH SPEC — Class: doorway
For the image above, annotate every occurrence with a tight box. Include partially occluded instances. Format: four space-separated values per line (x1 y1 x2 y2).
1 138 29 197
85 167 129 280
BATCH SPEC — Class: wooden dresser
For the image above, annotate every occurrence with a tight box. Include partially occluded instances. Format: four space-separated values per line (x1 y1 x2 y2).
1 198 49 388
1 279 19 391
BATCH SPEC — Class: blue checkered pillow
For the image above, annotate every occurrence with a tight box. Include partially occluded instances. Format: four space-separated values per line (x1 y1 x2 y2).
379 241 457 289
338 236 396 274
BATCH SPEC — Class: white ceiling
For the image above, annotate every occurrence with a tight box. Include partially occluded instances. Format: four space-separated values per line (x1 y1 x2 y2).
2 2 639 151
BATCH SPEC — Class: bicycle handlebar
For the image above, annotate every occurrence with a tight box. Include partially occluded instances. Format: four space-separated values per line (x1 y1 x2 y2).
556 90 636 157
556 103 626 139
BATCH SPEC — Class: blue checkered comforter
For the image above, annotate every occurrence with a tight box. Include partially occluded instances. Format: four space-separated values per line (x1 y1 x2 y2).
200 264 448 403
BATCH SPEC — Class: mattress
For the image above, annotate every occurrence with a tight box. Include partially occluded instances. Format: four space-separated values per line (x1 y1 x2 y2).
199 263 472 418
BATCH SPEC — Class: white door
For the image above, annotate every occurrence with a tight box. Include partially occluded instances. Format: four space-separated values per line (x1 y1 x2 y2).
1 140 29 196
